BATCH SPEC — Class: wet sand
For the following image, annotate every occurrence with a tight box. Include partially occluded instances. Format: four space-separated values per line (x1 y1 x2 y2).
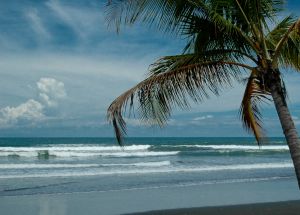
1 178 299 215
125 200 300 215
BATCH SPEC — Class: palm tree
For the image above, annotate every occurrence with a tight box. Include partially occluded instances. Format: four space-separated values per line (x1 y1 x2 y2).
106 0 300 187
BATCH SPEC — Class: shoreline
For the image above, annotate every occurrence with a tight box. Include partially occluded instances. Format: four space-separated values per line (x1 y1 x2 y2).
1 177 299 215
124 200 300 215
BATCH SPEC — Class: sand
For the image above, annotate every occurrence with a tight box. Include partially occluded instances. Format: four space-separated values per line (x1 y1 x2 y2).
1 178 299 215
125 200 300 215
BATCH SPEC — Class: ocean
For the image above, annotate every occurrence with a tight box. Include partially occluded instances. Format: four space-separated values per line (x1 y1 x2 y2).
0 137 296 197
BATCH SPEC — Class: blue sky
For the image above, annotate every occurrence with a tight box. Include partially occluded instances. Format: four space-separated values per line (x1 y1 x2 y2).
0 0 300 137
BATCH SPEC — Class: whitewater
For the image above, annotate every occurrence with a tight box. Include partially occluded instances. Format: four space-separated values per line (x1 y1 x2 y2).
0 137 295 196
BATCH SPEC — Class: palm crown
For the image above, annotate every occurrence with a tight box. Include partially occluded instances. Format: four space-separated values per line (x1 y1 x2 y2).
106 0 300 145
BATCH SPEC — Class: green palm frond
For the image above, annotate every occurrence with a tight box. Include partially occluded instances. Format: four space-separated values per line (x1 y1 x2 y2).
107 54 252 144
106 0 285 56
105 0 297 145
240 0 284 23
267 16 300 71
106 0 200 33
279 32 300 71
228 0 285 59
267 15 295 44
181 13 254 56
106 0 254 41
278 22 300 71
239 70 271 145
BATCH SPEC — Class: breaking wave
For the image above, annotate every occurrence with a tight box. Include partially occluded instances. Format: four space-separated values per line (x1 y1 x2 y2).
0 162 292 179
0 161 171 169
162 144 288 151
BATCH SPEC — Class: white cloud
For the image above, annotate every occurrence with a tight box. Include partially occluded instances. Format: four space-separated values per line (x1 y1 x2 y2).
193 115 214 121
294 116 300 125
46 0 74 29
0 77 66 128
0 52 155 119
46 0 102 39
124 118 154 127
37 77 66 107
26 8 51 40
0 99 44 128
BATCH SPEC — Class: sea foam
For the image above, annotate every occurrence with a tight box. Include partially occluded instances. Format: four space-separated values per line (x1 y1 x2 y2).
0 144 177 158
0 162 292 179
0 161 171 169
0 150 178 158
0 145 151 152
165 144 289 150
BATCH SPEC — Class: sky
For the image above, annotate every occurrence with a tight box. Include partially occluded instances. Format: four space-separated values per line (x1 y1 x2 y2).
0 0 300 137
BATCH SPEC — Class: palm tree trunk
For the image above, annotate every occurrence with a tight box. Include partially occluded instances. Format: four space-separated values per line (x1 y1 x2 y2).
268 70 300 188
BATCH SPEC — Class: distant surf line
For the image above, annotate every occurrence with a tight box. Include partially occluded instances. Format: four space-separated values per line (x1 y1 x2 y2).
0 151 179 158
0 162 293 179
161 145 289 150
0 161 171 169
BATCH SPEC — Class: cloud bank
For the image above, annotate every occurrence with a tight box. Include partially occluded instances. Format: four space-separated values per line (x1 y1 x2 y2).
0 0 299 136
0 77 66 128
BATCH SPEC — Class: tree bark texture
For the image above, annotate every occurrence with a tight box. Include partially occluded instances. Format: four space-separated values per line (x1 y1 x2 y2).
268 69 300 188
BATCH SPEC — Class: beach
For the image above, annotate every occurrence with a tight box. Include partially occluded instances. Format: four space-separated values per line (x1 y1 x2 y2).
126 200 300 215
1 177 300 215
2 0 300 214
0 137 300 215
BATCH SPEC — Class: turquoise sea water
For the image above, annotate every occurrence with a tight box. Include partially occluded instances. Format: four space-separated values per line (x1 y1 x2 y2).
0 137 295 197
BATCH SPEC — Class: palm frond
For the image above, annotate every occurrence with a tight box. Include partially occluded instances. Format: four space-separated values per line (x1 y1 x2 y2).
223 0 285 59
106 0 200 33
181 13 254 56
230 0 284 26
106 0 258 53
266 15 295 43
278 20 300 71
239 70 271 145
269 17 300 69
108 54 251 144
268 16 300 70
278 32 300 71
